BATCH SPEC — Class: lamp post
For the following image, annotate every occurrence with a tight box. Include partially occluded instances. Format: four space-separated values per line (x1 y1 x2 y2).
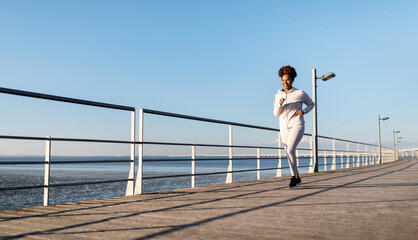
378 114 389 164
393 130 400 161
312 69 336 172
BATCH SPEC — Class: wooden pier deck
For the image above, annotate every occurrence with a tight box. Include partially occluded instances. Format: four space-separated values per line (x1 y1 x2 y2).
1 159 417 240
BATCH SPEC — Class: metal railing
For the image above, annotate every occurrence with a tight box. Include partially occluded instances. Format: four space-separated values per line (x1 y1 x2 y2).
133 108 394 194
398 148 418 159
0 87 136 207
0 87 396 207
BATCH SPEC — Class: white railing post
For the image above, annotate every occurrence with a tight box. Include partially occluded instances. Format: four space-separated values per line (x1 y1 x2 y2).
363 146 365 165
371 147 374 164
323 151 327 171
372 146 375 164
367 147 369 165
191 145 196 188
43 136 51 206
365 145 368 166
134 108 144 194
372 150 374 164
365 146 368 165
356 143 360 167
309 136 313 173
257 148 261 180
372 152 374 164
332 138 336 170
363 152 365 165
340 152 344 169
226 125 233 183
276 131 282 177
126 110 136 196
370 147 372 164
346 142 350 169
372 151 374 164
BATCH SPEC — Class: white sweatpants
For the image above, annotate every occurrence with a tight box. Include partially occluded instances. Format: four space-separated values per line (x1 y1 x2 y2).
280 124 305 176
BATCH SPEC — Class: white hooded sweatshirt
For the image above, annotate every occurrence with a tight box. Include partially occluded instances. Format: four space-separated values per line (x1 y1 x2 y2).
273 88 314 129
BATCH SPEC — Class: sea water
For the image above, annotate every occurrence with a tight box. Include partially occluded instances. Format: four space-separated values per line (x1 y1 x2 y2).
0 155 341 211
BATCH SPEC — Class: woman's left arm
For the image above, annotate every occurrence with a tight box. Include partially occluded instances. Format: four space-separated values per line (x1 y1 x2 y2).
302 91 315 114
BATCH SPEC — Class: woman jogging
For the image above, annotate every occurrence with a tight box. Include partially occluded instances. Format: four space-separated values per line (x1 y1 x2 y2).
273 65 314 188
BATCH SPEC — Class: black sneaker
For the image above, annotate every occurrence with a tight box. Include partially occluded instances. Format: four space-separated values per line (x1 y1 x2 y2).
289 177 298 188
296 177 302 186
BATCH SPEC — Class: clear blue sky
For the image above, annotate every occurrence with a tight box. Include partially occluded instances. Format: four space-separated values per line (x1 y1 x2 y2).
1 0 417 155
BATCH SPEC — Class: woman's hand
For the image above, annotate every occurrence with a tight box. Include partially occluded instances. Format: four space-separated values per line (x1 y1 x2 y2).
279 98 285 106
296 110 304 116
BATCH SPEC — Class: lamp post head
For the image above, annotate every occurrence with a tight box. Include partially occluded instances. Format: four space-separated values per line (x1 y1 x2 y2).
395 131 400 133
317 72 336 81
380 117 389 121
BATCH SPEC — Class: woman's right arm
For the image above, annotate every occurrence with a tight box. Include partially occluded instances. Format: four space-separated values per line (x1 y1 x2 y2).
273 93 284 117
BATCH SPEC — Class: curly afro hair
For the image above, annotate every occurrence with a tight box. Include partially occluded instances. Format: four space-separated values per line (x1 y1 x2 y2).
278 65 297 80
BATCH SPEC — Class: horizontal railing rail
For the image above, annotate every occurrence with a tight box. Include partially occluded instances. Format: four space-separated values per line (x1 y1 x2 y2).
1 134 386 153
0 136 135 193
143 156 283 162
0 87 134 111
142 108 385 148
142 108 287 133
0 179 132 192
318 135 379 147
142 140 284 150
142 166 303 180
0 135 134 144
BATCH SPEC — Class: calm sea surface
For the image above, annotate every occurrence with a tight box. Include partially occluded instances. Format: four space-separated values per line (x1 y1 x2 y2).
0 155 345 211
